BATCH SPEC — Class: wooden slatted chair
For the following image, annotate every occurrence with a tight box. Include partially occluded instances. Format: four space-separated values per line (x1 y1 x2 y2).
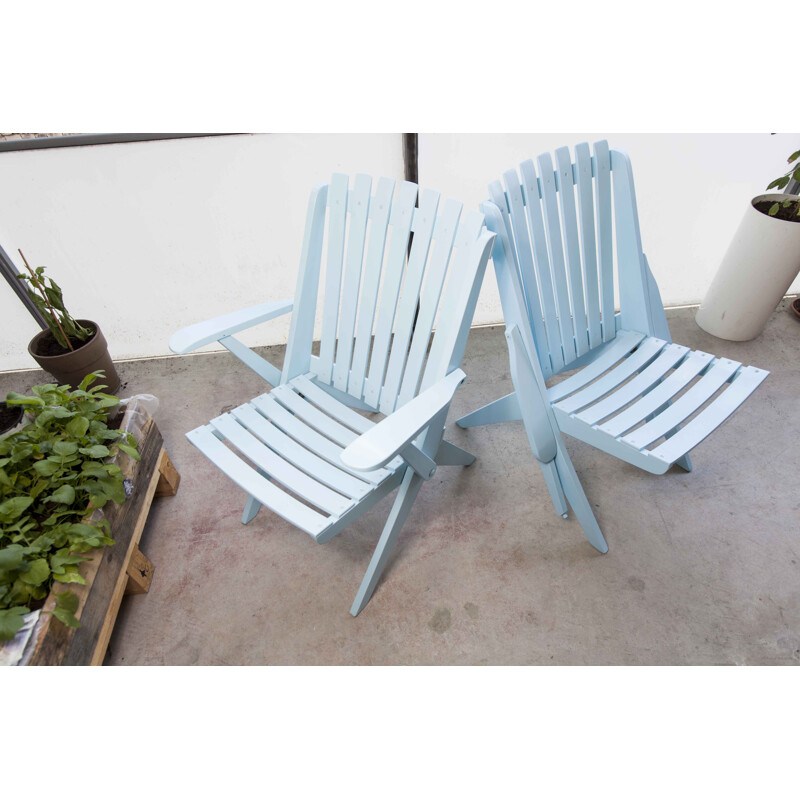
170 174 494 615
457 141 769 552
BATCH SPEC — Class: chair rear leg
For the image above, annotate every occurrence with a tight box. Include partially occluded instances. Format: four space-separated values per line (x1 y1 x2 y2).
351 469 424 616
456 392 521 428
553 444 609 554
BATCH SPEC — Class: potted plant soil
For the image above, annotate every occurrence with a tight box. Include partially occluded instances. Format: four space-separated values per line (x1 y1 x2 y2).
15 250 120 393
696 146 800 341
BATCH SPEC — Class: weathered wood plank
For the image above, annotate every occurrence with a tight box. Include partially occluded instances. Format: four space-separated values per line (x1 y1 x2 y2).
67 420 164 665
155 450 180 497
125 546 154 595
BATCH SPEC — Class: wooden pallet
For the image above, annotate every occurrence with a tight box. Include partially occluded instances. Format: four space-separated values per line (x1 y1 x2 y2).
27 416 179 666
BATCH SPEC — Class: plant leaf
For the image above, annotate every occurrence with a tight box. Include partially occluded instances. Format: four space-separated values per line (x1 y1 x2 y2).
0 606 30 642
117 443 140 461
52 590 81 628
80 444 110 459
18 558 50 586
769 203 780 216
46 484 76 505
0 496 34 521
65 416 89 438
53 441 79 456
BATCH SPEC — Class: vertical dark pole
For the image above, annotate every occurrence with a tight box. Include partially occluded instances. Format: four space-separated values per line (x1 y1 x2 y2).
403 133 418 185
403 133 420 325
0 242 47 328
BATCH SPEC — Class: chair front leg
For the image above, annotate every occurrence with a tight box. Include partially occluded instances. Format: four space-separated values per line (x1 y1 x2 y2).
350 408 448 616
350 467 424 617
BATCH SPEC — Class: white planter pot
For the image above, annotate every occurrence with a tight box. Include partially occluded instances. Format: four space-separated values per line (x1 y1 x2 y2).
696 193 800 341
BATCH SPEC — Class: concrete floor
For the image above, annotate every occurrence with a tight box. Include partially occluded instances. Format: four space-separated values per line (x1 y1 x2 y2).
2 303 798 665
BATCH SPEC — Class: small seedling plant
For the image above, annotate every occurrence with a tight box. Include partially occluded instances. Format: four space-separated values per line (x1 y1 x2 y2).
16 249 94 351
766 147 800 218
0 372 139 642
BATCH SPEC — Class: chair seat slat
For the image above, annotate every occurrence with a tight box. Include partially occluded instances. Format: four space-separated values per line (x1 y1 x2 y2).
231 403 372 500
621 357 742 450
547 331 645 402
211 414 354 517
575 342 689 425
187 426 330 537
648 366 769 463
291 374 374 434
597 349 714 437
272 384 360 447
251 394 393 484
554 337 668 414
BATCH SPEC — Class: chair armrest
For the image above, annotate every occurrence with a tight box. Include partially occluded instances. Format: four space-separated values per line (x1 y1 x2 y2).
341 369 466 473
168 299 294 355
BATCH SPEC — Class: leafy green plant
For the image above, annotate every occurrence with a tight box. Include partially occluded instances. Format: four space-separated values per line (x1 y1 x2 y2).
766 147 800 217
0 372 139 642
16 250 94 351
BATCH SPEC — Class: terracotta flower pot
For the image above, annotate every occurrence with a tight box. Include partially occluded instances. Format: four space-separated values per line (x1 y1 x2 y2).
28 320 120 394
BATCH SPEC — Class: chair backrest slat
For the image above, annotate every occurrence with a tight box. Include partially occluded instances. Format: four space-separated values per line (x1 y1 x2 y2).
286 175 489 412
487 141 649 378
347 176 395 398
420 209 488 391
537 152 577 366
332 174 372 393
554 146 589 357
396 197 463 408
317 173 350 383
378 188 440 414
574 143 603 349
593 140 616 342
362 181 418 408
518 162 562 377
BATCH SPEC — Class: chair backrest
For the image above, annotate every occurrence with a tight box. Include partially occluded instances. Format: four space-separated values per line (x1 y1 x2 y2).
282 174 493 414
484 141 656 381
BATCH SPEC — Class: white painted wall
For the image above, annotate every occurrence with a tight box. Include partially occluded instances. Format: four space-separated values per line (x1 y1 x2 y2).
2 132 797 372
0 133 404 371
419 133 800 328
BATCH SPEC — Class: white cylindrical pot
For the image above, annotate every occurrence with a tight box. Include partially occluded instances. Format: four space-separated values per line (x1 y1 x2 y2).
696 193 800 341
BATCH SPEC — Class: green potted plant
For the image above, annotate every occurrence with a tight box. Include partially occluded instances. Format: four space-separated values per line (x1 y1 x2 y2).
696 145 800 341
15 250 120 393
0 373 138 644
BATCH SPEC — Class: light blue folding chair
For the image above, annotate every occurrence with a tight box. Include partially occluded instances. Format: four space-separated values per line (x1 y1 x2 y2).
170 174 494 615
457 141 769 551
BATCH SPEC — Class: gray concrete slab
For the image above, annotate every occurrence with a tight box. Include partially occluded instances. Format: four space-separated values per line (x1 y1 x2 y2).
2 302 798 665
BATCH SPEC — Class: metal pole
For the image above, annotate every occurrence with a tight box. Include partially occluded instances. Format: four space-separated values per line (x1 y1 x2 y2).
0 242 47 328
403 133 418 185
